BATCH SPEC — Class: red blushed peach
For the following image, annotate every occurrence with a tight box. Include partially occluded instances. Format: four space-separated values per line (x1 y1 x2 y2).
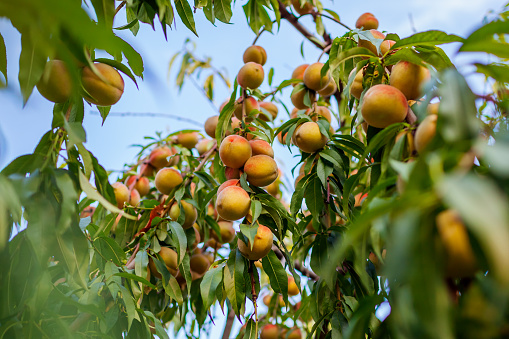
81 63 124 106
414 114 437 153
243 155 279 187
258 101 278 121
355 12 379 30
149 146 175 169
215 186 251 221
292 121 328 153
225 167 242 180
361 84 408 128
125 176 151 196
389 61 431 100
358 29 385 56
154 168 183 194
112 182 129 209
234 96 260 122
217 179 240 196
291 64 309 86
237 224 273 260
243 45 267 65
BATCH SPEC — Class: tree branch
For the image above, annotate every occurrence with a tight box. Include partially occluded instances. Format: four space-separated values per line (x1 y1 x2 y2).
222 308 236 339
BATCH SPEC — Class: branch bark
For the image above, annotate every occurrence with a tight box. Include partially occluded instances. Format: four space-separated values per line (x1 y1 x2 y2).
221 308 236 339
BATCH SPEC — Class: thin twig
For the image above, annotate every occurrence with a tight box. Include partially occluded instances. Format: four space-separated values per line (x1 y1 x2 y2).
314 13 352 31
272 246 319 281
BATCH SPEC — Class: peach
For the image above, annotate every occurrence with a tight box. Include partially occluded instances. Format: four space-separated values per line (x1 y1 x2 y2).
129 189 141 206
219 135 252 169
125 176 151 196
249 140 274 157
313 106 332 123
436 209 478 277
244 155 278 187
234 96 260 121
281 328 302 339
237 62 264 89
212 220 236 243
196 139 215 155
112 182 129 209
292 121 328 153
358 30 385 56
243 45 267 65
288 276 299 295
317 78 337 97
389 61 430 100
205 115 219 138
215 186 251 221
169 200 197 229
177 132 199 149
264 179 280 197
225 167 242 180
291 0 313 15
149 146 173 169
81 63 124 106
139 161 155 177
259 101 279 121
237 224 273 260
291 64 309 86
291 87 315 109
149 246 179 278
355 13 379 30
217 179 240 196
80 206 95 218
361 84 408 128
381 40 396 56
350 68 364 99
190 225 201 250
190 253 211 277
260 324 280 339
414 114 437 153
303 62 331 91
36 60 72 103
290 108 311 119
155 168 183 194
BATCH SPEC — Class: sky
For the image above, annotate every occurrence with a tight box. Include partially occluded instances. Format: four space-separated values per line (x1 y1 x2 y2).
0 0 507 337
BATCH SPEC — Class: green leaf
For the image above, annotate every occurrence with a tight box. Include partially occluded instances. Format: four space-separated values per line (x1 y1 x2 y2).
224 249 246 316
261 251 288 299
168 221 188 264
240 223 259 250
94 235 127 266
175 0 198 36
214 0 232 23
474 63 509 83
94 57 138 87
79 171 136 219
0 33 7 86
18 33 47 104
119 285 141 329
329 47 376 70
392 30 463 49
304 177 324 220
460 20 509 57
166 276 184 305
200 265 223 309
114 272 156 289
243 319 258 339
91 0 115 28
250 199 262 225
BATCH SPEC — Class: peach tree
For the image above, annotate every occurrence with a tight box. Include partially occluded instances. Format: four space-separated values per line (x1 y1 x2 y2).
1 0 509 338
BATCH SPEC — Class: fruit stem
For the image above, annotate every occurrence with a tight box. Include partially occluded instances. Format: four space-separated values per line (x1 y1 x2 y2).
252 28 267 45
248 261 258 321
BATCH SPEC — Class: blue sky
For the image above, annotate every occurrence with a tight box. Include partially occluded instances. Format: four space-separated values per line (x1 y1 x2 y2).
0 0 506 337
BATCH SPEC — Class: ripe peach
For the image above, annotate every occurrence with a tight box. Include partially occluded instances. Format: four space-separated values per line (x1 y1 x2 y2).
234 96 260 121
259 101 279 121
169 200 197 229
303 62 331 91
291 0 313 15
243 45 267 65
244 155 278 187
81 63 124 106
317 78 337 97
358 30 385 56
380 40 396 56
149 146 173 169
205 115 219 138
36 60 72 103
190 225 201 250
219 135 252 169
139 161 155 177
155 168 183 194
190 253 211 277
288 276 299 295
149 246 179 278
436 209 478 277
355 12 379 30
389 61 430 100
292 121 328 153
291 87 316 109
290 108 311 119
225 167 242 180
314 106 332 123
215 186 251 221
282 328 302 339
291 64 309 86
205 238 222 250
177 132 199 149
414 114 437 153
129 189 141 206
249 140 274 157
238 224 273 260
361 84 408 128
237 62 264 89
212 220 236 243
112 182 129 209
196 139 215 155
350 68 364 99
126 176 151 196
277 131 288 145
264 179 280 197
